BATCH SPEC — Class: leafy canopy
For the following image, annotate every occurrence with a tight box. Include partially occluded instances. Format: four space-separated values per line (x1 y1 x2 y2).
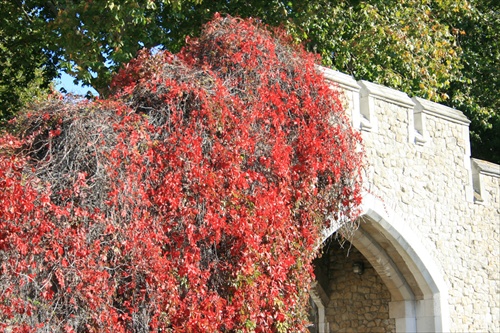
0 15 363 332
0 0 59 121
1 0 498 162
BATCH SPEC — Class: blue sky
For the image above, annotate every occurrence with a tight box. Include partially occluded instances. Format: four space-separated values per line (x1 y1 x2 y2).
55 72 99 96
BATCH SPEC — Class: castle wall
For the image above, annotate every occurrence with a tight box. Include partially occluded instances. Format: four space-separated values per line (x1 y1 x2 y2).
320 68 500 332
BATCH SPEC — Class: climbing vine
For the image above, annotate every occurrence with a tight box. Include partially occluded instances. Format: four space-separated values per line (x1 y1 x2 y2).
0 15 363 332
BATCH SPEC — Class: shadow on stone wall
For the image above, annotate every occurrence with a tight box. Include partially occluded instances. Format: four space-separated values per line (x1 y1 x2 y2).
314 235 396 333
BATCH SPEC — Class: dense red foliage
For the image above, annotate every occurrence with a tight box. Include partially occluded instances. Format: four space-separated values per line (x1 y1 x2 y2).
0 15 363 332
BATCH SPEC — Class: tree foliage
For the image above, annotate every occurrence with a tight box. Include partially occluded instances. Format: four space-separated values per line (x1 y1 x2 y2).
163 0 498 162
1 0 498 162
0 0 58 122
0 16 363 332
444 0 500 163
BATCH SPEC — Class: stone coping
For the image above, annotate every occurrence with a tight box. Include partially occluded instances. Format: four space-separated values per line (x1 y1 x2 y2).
358 80 415 108
472 158 500 178
318 66 360 91
412 97 470 125
318 66 471 126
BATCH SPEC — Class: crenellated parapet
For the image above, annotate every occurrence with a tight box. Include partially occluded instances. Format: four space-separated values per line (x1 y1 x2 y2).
320 66 499 205
317 66 499 333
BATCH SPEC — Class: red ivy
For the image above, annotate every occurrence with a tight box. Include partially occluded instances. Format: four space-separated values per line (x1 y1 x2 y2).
0 14 363 332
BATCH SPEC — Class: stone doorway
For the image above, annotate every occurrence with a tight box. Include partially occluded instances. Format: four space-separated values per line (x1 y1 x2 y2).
312 236 396 333
310 195 451 332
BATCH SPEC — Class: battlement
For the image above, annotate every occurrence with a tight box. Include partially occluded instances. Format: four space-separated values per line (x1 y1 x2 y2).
317 66 499 333
320 66 499 205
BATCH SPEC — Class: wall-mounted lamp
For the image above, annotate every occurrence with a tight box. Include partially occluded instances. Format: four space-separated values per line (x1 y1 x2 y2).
353 262 364 275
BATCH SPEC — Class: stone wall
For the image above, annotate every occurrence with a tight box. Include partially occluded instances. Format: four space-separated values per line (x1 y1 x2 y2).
321 239 396 333
318 67 500 333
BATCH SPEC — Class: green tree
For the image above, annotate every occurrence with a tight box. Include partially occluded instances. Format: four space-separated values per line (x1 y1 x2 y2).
0 0 201 100
444 0 499 163
1 0 498 162
0 0 58 122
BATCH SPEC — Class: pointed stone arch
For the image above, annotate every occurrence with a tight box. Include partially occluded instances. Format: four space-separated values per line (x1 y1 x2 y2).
308 281 330 333
321 194 450 333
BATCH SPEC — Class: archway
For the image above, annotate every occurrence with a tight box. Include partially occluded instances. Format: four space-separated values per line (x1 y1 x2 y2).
313 194 449 333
